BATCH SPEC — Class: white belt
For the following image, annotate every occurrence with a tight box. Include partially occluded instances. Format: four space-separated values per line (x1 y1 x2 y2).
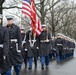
40 40 46 42
0 44 3 48
40 40 49 43
29 40 36 42
56 44 62 46
32 40 36 42
11 39 17 42
69 48 74 50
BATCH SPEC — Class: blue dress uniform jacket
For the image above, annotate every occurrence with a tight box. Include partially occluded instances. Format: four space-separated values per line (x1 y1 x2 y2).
0 25 10 73
39 30 51 56
6 24 23 66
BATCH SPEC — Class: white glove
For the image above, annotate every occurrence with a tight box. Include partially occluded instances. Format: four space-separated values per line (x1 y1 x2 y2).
25 49 27 51
3 56 6 59
37 47 39 49
45 39 49 42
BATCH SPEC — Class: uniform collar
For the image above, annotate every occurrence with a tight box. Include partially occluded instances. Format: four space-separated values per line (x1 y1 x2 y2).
7 24 14 28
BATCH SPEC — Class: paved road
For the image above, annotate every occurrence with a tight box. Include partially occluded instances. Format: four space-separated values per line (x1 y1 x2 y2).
12 50 76 75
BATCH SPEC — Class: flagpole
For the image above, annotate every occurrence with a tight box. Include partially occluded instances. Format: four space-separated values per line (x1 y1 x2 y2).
20 8 23 29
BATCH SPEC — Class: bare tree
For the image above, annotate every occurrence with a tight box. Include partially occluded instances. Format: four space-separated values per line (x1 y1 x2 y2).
2 0 76 39
0 0 5 14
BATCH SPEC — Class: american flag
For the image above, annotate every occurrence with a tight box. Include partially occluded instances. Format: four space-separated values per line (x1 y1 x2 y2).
22 0 43 36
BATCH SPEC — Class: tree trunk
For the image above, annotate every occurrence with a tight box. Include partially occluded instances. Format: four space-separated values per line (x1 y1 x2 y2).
0 0 5 14
0 0 5 25
51 0 55 36
0 5 2 14
40 0 45 24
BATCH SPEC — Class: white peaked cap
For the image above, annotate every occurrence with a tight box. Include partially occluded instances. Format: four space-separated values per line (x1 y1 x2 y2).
6 15 14 19
41 24 46 27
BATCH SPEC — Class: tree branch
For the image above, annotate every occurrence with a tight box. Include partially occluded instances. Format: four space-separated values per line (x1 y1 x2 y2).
0 0 5 6
2 6 21 9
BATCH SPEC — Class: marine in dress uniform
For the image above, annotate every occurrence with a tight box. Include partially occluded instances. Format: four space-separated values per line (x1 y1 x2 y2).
26 28 39 69
55 34 64 62
50 37 57 59
0 14 10 75
39 24 51 69
6 15 23 75
21 26 28 68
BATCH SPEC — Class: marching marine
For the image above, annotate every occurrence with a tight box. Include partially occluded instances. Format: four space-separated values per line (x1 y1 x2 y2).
26 28 39 69
21 26 28 68
6 15 23 75
55 33 64 62
39 24 51 69
0 14 10 75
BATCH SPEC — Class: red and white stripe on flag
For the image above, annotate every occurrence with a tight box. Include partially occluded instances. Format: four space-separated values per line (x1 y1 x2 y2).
35 16 43 36
22 0 31 17
31 0 43 36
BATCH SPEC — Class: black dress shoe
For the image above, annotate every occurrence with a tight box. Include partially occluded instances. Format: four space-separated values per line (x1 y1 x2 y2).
41 66 44 70
28 67 32 70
